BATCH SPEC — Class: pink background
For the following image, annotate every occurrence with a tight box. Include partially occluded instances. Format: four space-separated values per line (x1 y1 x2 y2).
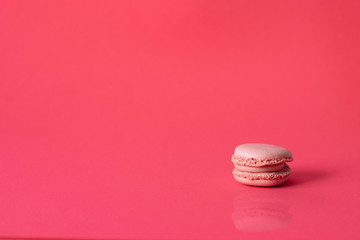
1 0 360 239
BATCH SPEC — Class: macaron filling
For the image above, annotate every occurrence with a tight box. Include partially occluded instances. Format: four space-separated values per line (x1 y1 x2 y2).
234 163 285 173
232 155 293 167
232 164 291 180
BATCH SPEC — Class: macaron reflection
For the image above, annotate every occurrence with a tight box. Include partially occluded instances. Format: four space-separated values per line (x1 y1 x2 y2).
232 193 292 232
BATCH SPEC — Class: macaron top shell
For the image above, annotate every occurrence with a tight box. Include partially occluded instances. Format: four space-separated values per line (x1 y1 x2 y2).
233 143 293 167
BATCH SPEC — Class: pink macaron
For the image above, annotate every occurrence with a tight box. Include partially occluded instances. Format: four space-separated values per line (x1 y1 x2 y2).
232 143 293 187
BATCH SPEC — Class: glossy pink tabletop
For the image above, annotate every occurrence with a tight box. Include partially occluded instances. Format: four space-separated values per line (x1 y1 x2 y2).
1 1 360 239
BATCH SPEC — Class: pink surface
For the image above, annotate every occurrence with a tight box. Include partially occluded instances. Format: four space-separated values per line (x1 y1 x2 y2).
1 0 360 239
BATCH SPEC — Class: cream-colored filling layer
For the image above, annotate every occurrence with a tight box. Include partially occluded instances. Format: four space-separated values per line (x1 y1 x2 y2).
232 155 293 167
232 164 291 180
234 163 285 173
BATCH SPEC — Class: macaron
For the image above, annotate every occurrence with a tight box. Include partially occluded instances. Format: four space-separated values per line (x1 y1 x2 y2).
232 143 293 187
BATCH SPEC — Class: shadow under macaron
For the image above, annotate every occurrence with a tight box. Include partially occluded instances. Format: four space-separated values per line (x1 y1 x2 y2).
280 170 331 187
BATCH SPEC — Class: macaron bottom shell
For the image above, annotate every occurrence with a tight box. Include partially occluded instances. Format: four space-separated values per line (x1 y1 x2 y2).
233 164 291 187
233 175 290 187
